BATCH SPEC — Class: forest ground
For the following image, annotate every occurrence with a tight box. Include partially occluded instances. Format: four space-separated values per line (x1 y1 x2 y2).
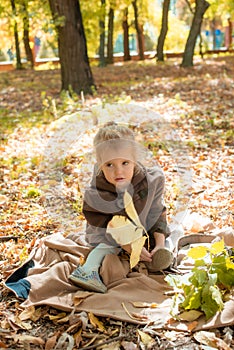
0 55 233 349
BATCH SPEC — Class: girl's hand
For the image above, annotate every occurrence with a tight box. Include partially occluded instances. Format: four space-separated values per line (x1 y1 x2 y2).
140 247 152 262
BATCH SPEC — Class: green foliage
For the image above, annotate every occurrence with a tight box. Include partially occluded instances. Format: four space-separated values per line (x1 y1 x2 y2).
166 239 234 320
25 186 41 198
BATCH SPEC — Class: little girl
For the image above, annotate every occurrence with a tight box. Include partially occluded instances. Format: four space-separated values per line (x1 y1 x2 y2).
69 122 173 293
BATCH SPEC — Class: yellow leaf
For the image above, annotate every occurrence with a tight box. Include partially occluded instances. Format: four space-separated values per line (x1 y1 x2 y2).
107 215 143 245
124 191 142 228
122 302 149 321
19 306 36 321
88 312 106 332
226 257 234 270
130 236 146 268
132 301 158 308
210 239 224 255
137 330 155 346
187 246 208 259
19 306 42 322
48 312 67 321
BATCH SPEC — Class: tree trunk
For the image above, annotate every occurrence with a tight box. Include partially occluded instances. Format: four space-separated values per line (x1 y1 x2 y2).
48 0 95 95
132 0 144 60
22 0 34 68
181 0 210 67
156 0 170 62
99 0 106 67
123 7 131 61
211 19 216 50
10 0 22 69
107 7 114 64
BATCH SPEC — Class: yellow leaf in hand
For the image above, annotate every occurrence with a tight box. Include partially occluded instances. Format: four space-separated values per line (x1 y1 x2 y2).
124 191 143 228
130 236 146 268
107 215 143 245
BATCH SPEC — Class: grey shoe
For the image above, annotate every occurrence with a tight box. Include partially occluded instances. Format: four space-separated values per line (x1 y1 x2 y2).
145 248 174 273
69 267 107 293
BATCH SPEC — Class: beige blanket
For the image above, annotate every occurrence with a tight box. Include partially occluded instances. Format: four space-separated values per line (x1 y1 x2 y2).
5 233 234 331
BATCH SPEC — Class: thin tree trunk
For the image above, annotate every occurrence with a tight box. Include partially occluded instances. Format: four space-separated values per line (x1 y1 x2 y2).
48 0 95 95
99 0 106 67
123 7 131 61
10 0 22 69
132 0 144 60
22 0 34 68
156 0 170 62
107 7 114 64
211 18 216 50
181 0 210 67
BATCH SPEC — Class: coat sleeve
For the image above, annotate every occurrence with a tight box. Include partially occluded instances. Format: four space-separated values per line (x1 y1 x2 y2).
146 171 171 239
82 193 121 247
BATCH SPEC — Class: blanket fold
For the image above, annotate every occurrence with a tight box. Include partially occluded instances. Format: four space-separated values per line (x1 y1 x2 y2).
4 233 234 331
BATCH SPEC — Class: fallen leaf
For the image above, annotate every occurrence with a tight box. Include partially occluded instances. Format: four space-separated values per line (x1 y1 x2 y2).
14 334 45 346
88 312 106 332
178 310 203 321
121 302 149 322
54 332 74 350
0 340 8 349
19 305 42 322
46 312 67 321
131 302 158 308
194 330 232 350
45 334 59 350
137 329 155 347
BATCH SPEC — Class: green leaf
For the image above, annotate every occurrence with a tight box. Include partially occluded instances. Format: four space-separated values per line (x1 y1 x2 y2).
182 287 201 310
217 268 234 288
165 273 191 289
207 273 218 286
210 285 224 309
190 268 207 286
194 259 206 267
178 309 203 321
201 284 223 319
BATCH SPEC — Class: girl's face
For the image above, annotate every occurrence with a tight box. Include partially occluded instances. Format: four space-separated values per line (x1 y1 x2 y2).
100 148 135 189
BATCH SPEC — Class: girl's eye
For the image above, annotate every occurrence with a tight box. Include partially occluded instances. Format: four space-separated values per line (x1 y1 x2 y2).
106 163 113 167
123 161 129 165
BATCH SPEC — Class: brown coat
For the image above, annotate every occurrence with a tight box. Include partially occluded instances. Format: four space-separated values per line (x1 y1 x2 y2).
83 164 170 248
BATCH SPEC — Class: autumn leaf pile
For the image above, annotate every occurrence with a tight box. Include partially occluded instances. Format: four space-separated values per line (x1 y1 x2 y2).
0 56 233 349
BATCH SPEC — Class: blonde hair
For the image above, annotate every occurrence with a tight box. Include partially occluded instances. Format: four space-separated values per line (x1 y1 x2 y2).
93 122 135 146
94 122 142 166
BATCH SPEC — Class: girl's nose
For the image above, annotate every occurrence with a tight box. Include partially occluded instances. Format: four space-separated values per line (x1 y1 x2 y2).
114 164 122 176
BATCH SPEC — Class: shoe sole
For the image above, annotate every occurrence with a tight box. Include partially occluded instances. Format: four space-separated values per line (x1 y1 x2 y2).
69 274 107 293
145 248 173 272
